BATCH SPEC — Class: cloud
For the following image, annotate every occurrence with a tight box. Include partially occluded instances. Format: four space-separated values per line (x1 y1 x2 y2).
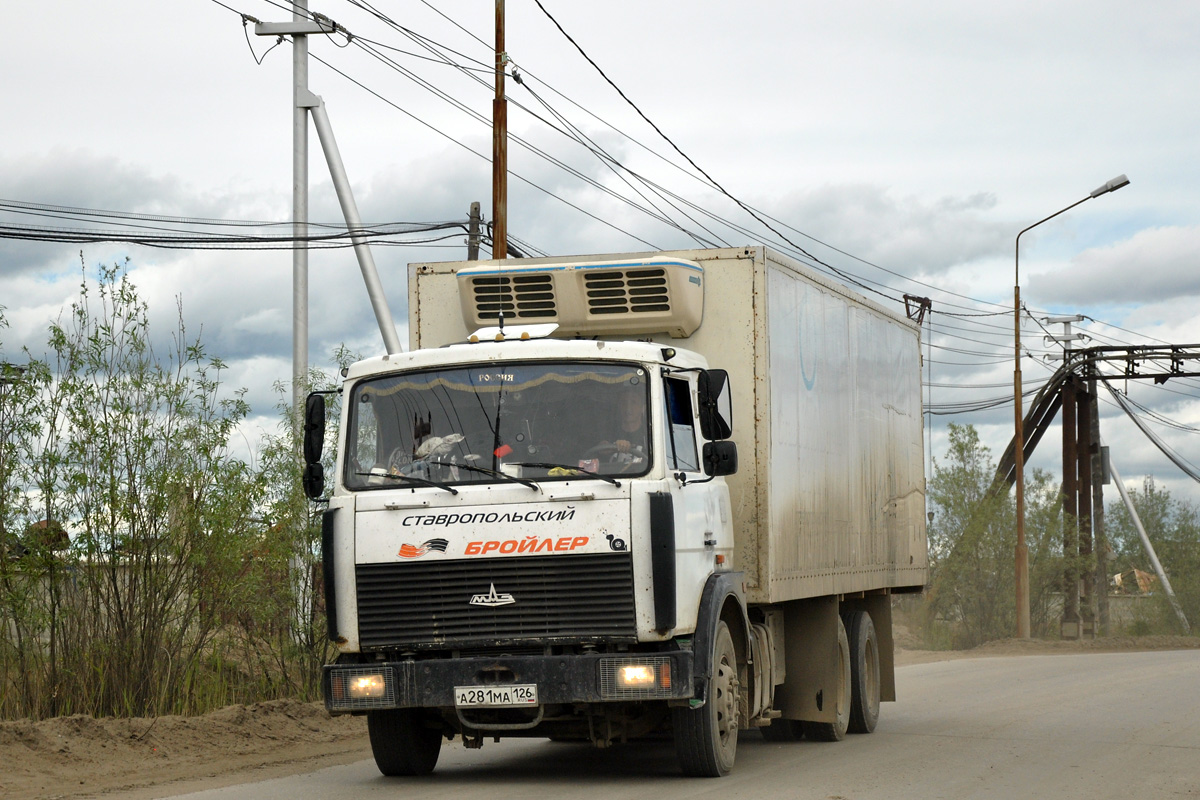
1030 225 1200 305
766 185 1011 277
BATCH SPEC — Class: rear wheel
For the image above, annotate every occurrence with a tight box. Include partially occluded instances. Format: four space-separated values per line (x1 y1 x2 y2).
673 620 739 776
367 709 442 776
804 614 850 742
846 610 881 734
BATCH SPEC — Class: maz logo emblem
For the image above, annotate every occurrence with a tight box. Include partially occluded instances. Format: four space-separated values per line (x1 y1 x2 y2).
469 583 516 607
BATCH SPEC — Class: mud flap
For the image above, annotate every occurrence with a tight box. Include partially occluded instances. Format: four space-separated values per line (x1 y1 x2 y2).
774 596 842 723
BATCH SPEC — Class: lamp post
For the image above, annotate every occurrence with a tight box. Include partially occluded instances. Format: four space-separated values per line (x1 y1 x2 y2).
1013 173 1129 638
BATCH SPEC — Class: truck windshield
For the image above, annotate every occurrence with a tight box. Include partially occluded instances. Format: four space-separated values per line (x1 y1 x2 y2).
344 362 650 490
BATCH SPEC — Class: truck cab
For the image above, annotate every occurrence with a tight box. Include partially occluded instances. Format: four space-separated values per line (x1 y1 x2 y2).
316 336 744 775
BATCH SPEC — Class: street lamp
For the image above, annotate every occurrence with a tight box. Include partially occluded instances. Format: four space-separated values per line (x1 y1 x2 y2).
1013 173 1129 638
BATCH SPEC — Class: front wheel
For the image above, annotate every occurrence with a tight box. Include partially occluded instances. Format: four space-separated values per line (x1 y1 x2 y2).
673 620 739 776
367 708 442 776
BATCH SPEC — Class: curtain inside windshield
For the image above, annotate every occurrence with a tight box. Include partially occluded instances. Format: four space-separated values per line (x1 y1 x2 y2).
345 362 650 488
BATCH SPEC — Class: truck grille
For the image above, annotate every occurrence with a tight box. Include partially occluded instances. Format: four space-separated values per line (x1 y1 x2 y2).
355 553 636 649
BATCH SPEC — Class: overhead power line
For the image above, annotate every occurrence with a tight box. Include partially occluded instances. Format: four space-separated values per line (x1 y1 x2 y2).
529 0 901 306
1104 380 1200 484
0 199 472 250
201 0 1200 435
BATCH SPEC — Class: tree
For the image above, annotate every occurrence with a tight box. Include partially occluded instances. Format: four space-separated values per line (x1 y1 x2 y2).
0 260 359 720
923 424 1076 647
1105 477 1199 633
0 311 49 716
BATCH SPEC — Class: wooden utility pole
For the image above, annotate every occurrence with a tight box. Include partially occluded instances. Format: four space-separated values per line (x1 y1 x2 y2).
492 0 508 260
1061 376 1081 639
1077 380 1095 638
1091 387 1109 635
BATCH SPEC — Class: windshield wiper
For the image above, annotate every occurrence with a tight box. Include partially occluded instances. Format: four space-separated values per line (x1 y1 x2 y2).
452 462 540 491
509 462 621 487
355 471 458 495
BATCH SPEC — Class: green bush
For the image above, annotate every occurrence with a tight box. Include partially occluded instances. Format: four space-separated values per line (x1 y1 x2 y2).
919 424 1087 648
0 262 339 719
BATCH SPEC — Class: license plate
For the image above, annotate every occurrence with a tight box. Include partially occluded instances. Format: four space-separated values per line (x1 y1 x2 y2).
454 684 538 708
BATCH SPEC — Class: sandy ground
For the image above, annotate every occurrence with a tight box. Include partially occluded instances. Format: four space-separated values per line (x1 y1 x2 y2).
3 636 1197 800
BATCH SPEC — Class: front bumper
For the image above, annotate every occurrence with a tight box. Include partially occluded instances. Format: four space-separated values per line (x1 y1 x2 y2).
324 650 695 713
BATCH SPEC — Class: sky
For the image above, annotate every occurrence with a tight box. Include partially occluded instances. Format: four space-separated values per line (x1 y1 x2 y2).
2 0 1200 512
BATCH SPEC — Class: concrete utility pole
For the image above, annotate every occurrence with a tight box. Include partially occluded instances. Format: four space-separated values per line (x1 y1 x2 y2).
467 202 482 261
255 6 402 414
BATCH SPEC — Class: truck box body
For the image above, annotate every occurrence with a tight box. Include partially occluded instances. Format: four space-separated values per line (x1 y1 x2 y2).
409 245 928 603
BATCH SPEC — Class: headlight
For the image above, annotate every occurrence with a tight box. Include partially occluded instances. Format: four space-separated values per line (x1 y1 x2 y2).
328 667 395 710
349 673 387 699
601 657 674 698
618 665 656 688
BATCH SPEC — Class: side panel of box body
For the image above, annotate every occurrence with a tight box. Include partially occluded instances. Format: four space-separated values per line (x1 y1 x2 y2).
761 250 927 602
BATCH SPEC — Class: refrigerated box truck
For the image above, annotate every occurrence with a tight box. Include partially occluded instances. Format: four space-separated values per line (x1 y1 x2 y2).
304 245 928 777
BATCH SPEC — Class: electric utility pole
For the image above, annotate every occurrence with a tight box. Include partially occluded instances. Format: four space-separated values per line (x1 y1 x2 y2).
1046 314 1090 639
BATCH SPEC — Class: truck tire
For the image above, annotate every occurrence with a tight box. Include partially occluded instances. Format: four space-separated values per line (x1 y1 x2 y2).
804 614 850 742
760 718 804 742
367 709 441 776
846 610 880 734
673 620 739 777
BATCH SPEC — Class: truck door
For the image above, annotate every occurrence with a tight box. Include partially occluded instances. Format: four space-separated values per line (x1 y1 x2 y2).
662 374 718 633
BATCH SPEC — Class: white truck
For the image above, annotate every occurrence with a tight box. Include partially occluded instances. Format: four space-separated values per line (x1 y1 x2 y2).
304 245 927 777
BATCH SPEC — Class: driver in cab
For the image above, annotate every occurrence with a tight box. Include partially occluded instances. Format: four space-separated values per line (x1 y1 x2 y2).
580 383 647 472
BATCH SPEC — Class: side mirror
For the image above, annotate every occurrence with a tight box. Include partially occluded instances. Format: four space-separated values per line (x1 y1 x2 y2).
303 393 326 465
697 369 733 441
702 441 738 477
303 393 327 500
303 463 325 499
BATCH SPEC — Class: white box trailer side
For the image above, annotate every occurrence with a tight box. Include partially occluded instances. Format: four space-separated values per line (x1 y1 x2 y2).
409 246 926 605
759 249 927 602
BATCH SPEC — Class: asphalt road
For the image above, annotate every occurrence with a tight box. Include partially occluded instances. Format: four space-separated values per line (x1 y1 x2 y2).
165 650 1200 799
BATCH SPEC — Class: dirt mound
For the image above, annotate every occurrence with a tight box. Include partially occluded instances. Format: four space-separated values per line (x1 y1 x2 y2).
0 700 368 800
